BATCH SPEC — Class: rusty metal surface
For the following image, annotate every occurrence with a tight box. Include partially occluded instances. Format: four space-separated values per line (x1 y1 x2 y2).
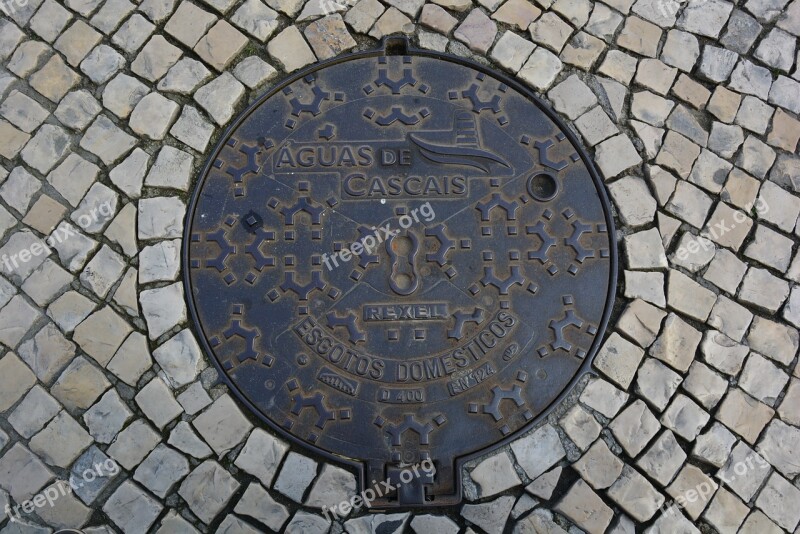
183 39 617 507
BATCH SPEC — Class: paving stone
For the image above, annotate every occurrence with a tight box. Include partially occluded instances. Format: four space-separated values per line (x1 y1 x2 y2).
273 451 318 502
692 422 736 468
559 405 601 450
682 360 727 409
769 75 800 115
83 388 132 444
517 47 563 91
492 0 541 30
575 106 618 148
192 395 252 456
0 443 54 502
151 329 204 390
708 122 744 159
635 59 677 96
555 479 613 533
721 9 763 54
624 228 667 269
617 300 666 350
106 419 161 470
90 0 135 34
193 71 245 126
758 181 800 233
552 0 592 26
138 196 185 240
666 465 717 520
229 0 279 41
660 394 709 441
112 13 156 53
136 377 183 429
176 382 212 415
509 423 565 480
546 75 596 121
737 136 776 179
234 427 289 486
29 410 92 468
0 351 36 413
778 378 800 425
624 270 665 308
0 119 31 159
80 115 137 166
635 359 682 411
128 92 180 141
749 317 798 367
232 56 277 90
490 31 535 72
139 240 181 284
715 441 770 502
529 11 572 52
670 232 715 273
607 465 664 521
232 482 290 530
717 388 775 444
132 35 183 82
698 45 739 84
193 20 247 72
729 59 773 100
133 444 190 499
104 480 163 533
461 495 513 534
672 75 711 109
266 26 317 73
20 123 72 174
707 87 742 124
739 267 789 312
344 0 384 33
163 2 216 48
668 270 716 323
754 27 796 72
410 515 459 534
703 486 749 534
573 439 623 489
0 20 25 62
54 20 102 67
585 4 623 42
79 245 125 299
8 385 60 439
666 105 708 147
755 473 800 531
73 305 132 366
79 44 124 86
744 224 793 272
741 510 783 533
610 400 661 457
71 446 119 504
785 286 800 328
51 355 111 410
657 132 701 180
768 108 800 152
168 421 213 459
0 91 48 134
525 466 561 500
687 150 732 194
617 16 661 57
631 91 675 128
466 451 521 498
46 290 96 334
700 330 748 377
735 96 774 135
677 0 734 37
594 332 645 389
637 429 686 487
580 377 629 418
594 134 642 179
598 50 638 84
419 3 458 34
757 419 800 478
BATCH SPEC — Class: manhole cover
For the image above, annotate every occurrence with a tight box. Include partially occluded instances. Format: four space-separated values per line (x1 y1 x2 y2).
184 39 616 507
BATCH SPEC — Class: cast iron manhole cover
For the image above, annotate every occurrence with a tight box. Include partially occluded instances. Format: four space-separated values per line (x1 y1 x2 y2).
184 39 616 507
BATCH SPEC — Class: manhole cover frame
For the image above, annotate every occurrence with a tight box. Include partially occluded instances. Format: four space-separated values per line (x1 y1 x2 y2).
182 37 619 508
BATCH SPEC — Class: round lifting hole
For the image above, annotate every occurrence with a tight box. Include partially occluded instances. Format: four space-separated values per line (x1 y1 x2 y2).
527 172 559 201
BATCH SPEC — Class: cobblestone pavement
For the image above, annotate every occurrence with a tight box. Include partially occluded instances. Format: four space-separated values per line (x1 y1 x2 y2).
0 0 798 531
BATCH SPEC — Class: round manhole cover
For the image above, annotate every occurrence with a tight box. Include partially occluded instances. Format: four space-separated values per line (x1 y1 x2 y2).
184 39 617 507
